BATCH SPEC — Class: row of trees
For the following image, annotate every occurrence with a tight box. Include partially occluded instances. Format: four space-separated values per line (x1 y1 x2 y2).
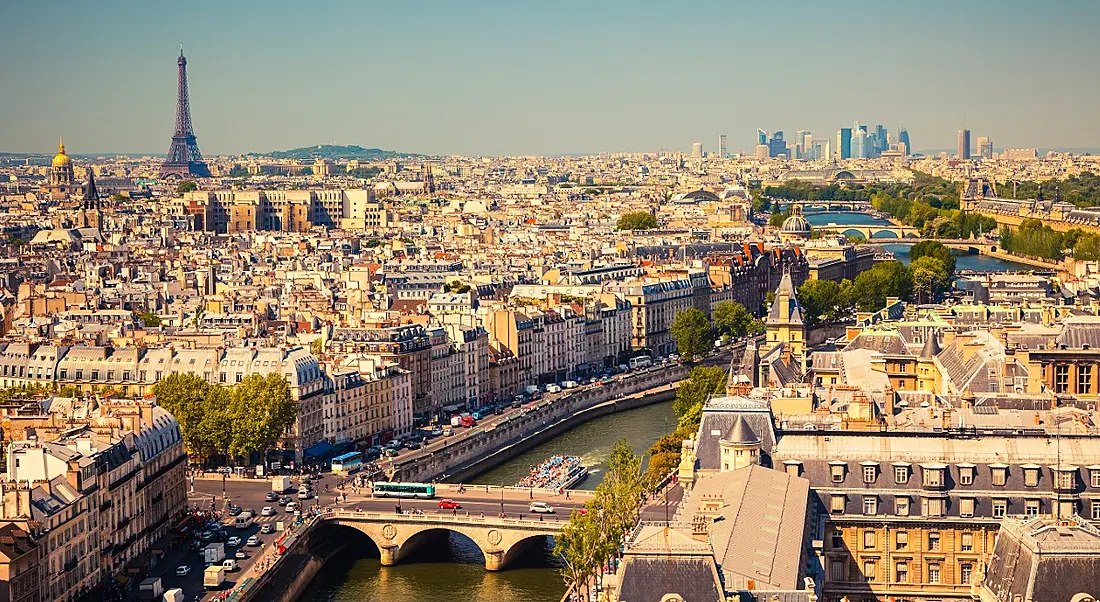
644 366 727 485
670 303 763 362
999 218 1100 261
995 173 1100 207
153 373 297 463
555 440 647 600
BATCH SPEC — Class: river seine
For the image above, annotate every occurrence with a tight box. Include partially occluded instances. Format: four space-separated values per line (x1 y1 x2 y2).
298 400 676 602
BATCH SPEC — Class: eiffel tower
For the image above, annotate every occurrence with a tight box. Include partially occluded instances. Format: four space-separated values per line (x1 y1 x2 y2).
160 44 211 179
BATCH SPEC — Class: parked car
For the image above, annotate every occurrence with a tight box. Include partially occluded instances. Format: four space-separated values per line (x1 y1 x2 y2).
405 441 421 450
226 537 241 547
438 499 462 510
175 566 191 577
529 502 555 514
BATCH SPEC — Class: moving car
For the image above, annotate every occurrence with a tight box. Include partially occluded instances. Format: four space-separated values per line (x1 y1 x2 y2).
234 550 247 560
260 524 273 534
443 428 455 437
438 499 462 509
247 536 261 547
265 492 279 502
261 506 275 516
222 559 238 572
529 502 555 514
226 536 241 547
228 505 242 516
278 496 292 506
175 566 191 577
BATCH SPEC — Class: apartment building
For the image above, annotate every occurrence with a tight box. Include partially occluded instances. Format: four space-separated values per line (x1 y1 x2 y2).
329 325 432 422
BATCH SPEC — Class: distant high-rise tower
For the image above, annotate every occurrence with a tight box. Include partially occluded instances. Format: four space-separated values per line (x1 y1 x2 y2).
691 142 703 158
836 128 852 160
874 125 887 157
768 131 787 158
978 136 993 159
757 129 768 146
957 129 971 160
161 45 211 179
718 134 727 159
897 128 911 155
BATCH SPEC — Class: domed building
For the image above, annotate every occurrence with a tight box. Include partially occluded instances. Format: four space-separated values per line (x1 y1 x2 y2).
47 137 76 200
778 205 812 243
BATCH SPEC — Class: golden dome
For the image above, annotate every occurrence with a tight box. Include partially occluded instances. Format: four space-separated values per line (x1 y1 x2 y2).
52 137 71 167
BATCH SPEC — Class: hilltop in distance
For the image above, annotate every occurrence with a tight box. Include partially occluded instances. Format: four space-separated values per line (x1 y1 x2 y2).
252 144 421 161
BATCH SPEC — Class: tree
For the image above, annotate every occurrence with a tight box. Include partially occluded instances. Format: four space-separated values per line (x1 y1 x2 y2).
672 366 727 422
670 308 713 361
228 166 249 177
136 311 161 328
154 373 219 458
310 338 323 356
712 301 754 338
849 261 913 312
910 241 956 277
615 211 658 231
365 239 383 248
226 374 297 460
175 180 198 194
447 280 472 293
769 209 792 228
911 256 950 304
554 501 604 600
797 279 850 328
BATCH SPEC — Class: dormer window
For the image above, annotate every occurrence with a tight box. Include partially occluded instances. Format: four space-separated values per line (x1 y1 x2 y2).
1023 464 1041 487
991 464 1009 486
861 462 878 484
958 464 976 486
921 464 945 487
894 463 910 484
830 461 847 483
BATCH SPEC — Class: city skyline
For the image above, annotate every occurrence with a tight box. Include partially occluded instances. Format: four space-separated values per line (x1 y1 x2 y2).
2 0 1100 156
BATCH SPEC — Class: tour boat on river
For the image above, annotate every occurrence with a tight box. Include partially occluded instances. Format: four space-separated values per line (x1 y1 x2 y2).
516 455 588 490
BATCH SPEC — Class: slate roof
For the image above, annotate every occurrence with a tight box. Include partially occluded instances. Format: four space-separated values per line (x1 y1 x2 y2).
766 273 803 327
695 397 776 470
982 517 1100 602
725 416 759 445
617 557 723 602
684 465 810 591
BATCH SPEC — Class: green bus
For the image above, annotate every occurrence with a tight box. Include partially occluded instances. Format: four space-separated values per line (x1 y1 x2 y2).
372 482 436 499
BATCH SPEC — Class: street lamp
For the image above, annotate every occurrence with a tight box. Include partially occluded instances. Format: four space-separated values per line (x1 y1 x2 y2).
500 484 505 517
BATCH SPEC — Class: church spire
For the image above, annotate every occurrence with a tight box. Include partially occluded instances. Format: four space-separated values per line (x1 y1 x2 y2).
59 136 65 155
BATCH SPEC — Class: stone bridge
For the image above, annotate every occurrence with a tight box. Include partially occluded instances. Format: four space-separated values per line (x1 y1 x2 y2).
814 223 921 239
317 510 563 570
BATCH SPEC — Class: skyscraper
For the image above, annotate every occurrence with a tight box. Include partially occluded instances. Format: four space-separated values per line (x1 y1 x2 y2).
957 129 971 160
978 136 993 159
874 125 887 158
768 131 787 158
852 126 869 159
836 128 852 160
897 128 911 156
757 129 768 146
796 130 811 158
718 134 727 159
691 142 703 158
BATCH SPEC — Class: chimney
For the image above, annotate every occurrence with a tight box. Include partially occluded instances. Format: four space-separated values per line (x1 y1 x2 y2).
691 514 709 542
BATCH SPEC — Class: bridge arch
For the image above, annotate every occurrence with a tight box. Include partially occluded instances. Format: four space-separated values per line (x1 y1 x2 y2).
309 521 383 559
499 533 557 570
841 228 867 239
869 229 900 239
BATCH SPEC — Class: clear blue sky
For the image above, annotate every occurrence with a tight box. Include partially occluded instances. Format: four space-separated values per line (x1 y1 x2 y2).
2 0 1098 157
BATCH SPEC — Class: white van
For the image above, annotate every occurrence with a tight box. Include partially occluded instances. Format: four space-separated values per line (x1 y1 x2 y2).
222 559 238 572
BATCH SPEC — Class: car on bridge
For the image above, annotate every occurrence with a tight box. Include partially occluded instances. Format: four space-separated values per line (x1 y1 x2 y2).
529 502 555 514
438 499 462 510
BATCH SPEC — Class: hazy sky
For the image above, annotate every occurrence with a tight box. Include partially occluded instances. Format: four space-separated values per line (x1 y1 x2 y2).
2 0 1098 157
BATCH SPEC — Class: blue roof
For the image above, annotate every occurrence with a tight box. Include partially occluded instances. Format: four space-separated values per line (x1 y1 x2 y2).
304 440 335 458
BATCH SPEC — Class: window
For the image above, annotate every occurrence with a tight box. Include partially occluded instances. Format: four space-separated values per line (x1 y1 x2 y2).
831 464 846 483
960 497 975 518
1092 501 1100 520
829 558 846 582
863 530 876 549
1058 471 1076 490
863 560 877 581
831 529 844 549
928 563 941 584
1060 500 1076 517
863 465 877 484
959 466 975 486
831 494 846 515
992 467 1008 486
1080 367 1093 394
895 562 909 583
1092 470 1100 488
960 563 974 584
922 497 944 517
1025 499 1040 516
785 463 801 477
894 466 909 484
928 531 941 551
923 467 943 487
961 532 974 552
993 499 1007 517
1025 467 1040 487
863 496 878 515
896 531 908 551
1055 364 1070 393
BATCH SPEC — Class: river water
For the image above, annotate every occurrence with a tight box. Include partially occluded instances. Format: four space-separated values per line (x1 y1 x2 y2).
298 400 676 602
